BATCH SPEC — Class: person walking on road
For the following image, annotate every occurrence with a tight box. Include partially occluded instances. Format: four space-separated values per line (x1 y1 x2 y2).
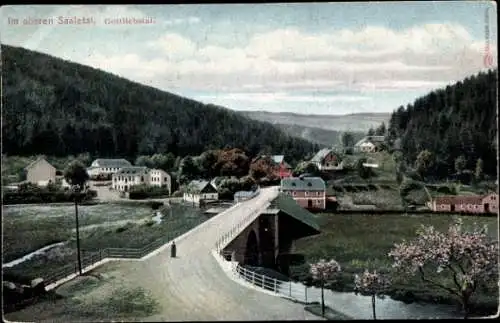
171 241 177 258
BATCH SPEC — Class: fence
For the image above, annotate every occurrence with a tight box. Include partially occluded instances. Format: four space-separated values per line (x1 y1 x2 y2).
233 264 312 303
214 187 264 252
44 249 107 285
38 228 187 286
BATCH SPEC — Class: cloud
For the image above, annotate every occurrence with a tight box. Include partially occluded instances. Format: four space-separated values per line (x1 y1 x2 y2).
77 22 496 95
147 33 198 60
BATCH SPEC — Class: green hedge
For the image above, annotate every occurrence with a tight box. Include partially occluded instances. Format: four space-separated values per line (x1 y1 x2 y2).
3 186 97 204
129 185 170 200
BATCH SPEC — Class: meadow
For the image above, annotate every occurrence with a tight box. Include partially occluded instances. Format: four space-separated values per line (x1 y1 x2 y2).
2 203 209 279
2 204 152 263
290 213 499 315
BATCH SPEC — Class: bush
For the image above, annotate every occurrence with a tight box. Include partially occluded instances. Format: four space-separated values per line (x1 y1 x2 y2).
436 185 455 195
128 185 170 200
115 225 129 233
150 201 164 210
171 190 183 197
3 185 97 204
93 182 111 187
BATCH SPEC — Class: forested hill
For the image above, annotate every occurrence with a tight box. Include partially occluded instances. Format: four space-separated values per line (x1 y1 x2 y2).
386 69 498 177
1 45 318 161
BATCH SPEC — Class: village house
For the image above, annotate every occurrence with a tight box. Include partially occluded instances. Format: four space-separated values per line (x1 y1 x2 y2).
359 141 377 153
112 166 149 192
280 176 327 210
271 155 293 179
354 136 385 153
87 158 132 178
149 168 172 194
254 155 293 178
310 148 343 171
183 180 219 205
427 193 499 214
24 157 56 187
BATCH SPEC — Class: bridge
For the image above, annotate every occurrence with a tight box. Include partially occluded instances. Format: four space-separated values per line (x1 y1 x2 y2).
90 186 323 320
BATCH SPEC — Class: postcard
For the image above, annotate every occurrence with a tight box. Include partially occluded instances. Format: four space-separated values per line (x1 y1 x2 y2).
1 2 498 321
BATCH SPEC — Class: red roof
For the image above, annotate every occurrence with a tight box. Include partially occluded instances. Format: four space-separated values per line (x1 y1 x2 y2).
433 195 485 205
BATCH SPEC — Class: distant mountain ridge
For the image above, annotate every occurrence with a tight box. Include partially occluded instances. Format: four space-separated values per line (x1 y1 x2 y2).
268 123 365 148
240 110 391 133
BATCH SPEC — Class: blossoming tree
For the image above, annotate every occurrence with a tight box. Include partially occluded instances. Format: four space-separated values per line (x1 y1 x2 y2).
354 270 390 320
310 259 342 316
388 219 498 319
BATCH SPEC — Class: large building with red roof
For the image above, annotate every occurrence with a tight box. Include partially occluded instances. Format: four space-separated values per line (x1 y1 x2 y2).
427 193 498 214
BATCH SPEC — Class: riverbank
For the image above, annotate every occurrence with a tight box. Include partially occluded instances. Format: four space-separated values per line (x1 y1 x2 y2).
290 213 499 316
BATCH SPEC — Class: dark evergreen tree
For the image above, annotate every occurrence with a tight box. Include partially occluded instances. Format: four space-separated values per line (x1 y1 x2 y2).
386 69 497 179
2 45 316 162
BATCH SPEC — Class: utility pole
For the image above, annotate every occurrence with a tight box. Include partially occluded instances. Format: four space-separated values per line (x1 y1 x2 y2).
73 185 83 275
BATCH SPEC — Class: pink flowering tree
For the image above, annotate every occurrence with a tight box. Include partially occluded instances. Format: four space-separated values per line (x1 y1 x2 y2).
354 270 391 320
310 259 342 316
388 219 498 319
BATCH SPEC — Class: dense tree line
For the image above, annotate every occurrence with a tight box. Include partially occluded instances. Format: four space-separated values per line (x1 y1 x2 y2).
386 69 497 179
2 45 318 161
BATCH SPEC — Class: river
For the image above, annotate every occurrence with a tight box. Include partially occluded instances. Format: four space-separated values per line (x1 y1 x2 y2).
280 281 466 319
3 242 66 268
246 265 467 319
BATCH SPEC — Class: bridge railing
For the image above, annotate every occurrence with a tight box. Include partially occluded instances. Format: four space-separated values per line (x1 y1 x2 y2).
212 186 314 303
214 188 266 254
233 263 312 303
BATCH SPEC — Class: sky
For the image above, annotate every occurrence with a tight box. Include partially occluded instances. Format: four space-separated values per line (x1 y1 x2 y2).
1 2 497 115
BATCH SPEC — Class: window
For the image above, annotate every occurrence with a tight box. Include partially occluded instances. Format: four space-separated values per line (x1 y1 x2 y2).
307 182 312 187
164 177 167 181
316 191 320 196
293 191 297 196
141 176 144 182
305 191 309 196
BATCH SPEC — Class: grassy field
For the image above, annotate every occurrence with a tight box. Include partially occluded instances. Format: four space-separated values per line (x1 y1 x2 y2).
5 268 160 321
290 213 499 314
2 203 153 263
3 203 209 279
